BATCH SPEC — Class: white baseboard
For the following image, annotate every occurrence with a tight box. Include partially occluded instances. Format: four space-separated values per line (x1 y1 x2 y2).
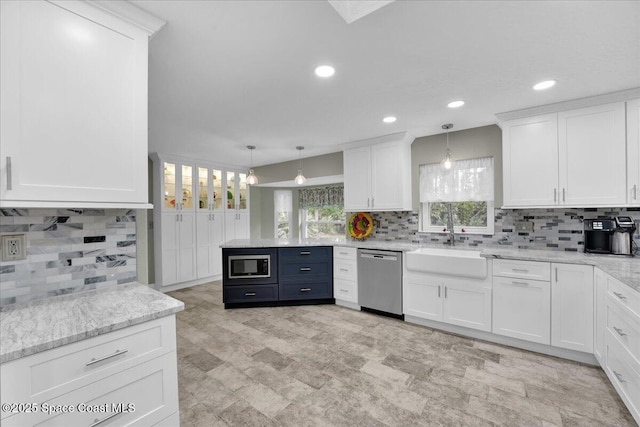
335 299 361 311
158 275 221 293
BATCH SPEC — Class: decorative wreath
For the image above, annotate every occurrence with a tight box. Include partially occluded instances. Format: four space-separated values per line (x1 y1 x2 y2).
348 212 373 239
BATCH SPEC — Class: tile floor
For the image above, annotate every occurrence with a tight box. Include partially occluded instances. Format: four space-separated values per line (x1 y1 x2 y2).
169 282 636 426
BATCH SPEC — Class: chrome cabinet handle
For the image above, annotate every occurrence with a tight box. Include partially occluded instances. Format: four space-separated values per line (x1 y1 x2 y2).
554 188 556 202
300 251 311 255
245 292 256 296
613 292 627 301
86 349 128 366
339 268 349 272
613 370 626 383
634 184 638 200
511 281 530 286
372 198 375 207
444 286 447 298
562 188 566 202
555 267 558 282
6 157 12 191
367 198 370 208
300 288 311 292
613 326 627 337
300 267 311 271
339 289 348 293
438 285 441 298
512 268 529 273
89 410 123 427
339 251 348 256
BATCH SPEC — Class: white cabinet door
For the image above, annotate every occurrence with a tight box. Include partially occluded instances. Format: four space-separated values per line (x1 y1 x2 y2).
0 1 148 205
551 263 594 353
196 212 224 279
443 279 492 332
502 114 559 207
595 268 607 364
403 275 443 321
343 146 371 211
371 142 407 210
558 102 627 206
177 212 197 283
627 99 640 205
160 213 179 286
493 277 551 344
235 212 251 239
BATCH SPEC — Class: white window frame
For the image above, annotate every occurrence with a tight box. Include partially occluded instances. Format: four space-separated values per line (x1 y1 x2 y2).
274 190 292 239
300 207 346 238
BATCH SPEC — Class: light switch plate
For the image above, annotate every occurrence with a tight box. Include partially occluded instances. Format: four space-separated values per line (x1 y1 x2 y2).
1 234 26 261
515 221 534 233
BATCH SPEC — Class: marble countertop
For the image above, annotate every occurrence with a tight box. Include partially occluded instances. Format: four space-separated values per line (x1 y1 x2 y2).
222 238 639 292
0 283 184 364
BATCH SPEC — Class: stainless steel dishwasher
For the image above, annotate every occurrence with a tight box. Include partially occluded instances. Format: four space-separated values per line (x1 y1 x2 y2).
358 249 403 318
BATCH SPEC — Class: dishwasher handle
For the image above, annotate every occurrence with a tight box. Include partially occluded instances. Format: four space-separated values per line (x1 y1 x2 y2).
360 253 398 261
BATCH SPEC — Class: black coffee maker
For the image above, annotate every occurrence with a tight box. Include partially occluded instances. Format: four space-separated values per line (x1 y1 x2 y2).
583 218 616 254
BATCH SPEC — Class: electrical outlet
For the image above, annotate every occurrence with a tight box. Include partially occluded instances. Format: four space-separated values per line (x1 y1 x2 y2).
1 234 26 261
515 221 534 233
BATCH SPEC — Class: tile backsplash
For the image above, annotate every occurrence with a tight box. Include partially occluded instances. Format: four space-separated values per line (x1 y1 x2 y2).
0 209 136 307
366 207 640 251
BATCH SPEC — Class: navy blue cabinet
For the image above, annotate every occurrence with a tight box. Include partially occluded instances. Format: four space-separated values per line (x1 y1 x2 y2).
222 246 333 308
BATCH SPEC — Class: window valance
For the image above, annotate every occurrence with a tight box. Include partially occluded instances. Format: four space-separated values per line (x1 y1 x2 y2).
419 157 494 203
299 185 344 209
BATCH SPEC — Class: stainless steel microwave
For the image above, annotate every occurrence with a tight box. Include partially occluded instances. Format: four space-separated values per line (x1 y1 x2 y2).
228 254 271 279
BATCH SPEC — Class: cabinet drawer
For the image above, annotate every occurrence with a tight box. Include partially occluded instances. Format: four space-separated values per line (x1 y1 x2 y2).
279 280 332 301
280 260 332 279
333 246 357 261
492 259 550 281
606 331 640 418
279 246 332 261
334 259 357 281
607 299 640 363
223 285 278 303
3 351 178 427
334 278 357 303
1 316 175 408
608 277 640 321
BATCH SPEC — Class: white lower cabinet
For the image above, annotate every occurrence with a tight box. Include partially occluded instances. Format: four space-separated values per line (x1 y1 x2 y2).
403 272 492 332
196 212 224 279
0 316 179 426
492 276 551 344
160 212 197 286
333 246 358 306
551 263 594 353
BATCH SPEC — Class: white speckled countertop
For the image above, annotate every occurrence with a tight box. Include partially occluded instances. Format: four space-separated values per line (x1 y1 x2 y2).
222 239 639 292
0 283 184 364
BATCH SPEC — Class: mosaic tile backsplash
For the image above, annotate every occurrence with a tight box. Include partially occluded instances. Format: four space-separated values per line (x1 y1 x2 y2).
0 209 136 307
367 207 640 252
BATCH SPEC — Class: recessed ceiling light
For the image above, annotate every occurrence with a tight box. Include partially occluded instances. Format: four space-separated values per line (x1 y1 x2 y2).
382 116 397 123
533 80 556 91
314 65 335 78
447 100 465 108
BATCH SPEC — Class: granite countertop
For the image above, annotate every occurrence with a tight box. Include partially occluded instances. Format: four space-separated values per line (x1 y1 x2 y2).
222 238 639 292
0 283 184 364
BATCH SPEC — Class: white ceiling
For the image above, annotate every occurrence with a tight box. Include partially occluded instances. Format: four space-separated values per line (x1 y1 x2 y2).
134 0 640 169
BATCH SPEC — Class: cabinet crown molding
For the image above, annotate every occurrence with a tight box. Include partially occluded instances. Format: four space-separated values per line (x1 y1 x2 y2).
340 131 415 150
84 0 166 37
495 87 640 123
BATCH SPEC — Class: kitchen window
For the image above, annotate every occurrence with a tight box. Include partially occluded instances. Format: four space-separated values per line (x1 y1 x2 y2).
419 157 495 235
274 190 292 239
299 185 345 238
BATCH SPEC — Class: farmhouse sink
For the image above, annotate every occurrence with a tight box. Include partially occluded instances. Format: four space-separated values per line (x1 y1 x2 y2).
405 247 488 279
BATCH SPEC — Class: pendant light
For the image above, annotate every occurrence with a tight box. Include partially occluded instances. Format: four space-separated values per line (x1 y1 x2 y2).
441 124 453 170
294 146 306 185
246 145 258 185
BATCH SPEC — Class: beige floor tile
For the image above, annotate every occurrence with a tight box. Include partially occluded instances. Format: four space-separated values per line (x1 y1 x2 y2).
464 366 527 396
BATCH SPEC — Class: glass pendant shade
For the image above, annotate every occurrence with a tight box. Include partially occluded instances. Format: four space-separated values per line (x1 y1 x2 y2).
246 145 258 185
441 124 454 169
294 146 306 185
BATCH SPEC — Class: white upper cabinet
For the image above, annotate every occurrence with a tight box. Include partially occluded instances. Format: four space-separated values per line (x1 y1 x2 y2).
499 93 637 208
502 114 559 207
627 99 640 205
0 1 163 207
343 132 414 211
558 102 626 206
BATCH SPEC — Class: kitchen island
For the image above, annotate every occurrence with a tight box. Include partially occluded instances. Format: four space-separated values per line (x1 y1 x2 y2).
0 283 184 426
